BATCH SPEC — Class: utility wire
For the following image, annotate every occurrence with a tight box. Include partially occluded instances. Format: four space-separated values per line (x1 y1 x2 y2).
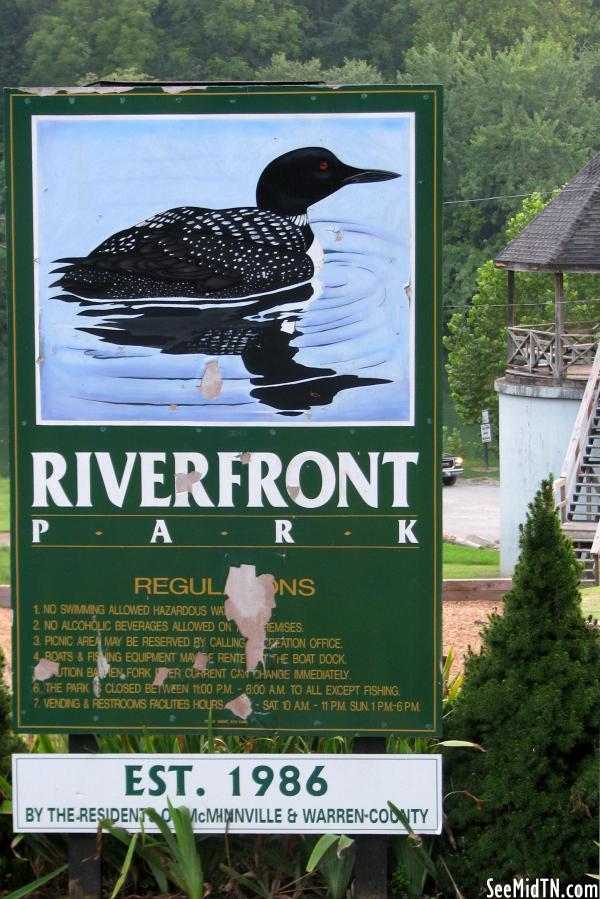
443 186 590 206
445 297 600 310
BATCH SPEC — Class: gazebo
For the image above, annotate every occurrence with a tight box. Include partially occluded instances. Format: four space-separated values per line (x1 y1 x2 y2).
495 150 600 379
494 150 600 577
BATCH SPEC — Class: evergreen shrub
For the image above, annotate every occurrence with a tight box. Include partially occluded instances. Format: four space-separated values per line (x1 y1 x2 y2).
443 479 600 889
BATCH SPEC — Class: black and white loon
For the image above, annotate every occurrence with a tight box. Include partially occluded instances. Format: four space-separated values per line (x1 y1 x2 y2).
51 147 399 303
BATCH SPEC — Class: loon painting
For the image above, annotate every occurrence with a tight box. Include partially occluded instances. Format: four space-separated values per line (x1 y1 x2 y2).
35 113 413 425
51 147 399 303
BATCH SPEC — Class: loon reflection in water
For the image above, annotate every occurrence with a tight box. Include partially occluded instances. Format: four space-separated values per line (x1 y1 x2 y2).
73 290 389 415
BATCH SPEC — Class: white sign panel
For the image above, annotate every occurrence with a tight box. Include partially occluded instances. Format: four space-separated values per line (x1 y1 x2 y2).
13 754 442 835
481 423 492 443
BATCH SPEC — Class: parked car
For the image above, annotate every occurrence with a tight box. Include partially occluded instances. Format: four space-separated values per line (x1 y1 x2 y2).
442 452 464 486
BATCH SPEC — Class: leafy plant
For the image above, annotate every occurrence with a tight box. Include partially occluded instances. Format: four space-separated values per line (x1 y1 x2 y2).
2 862 68 899
143 800 204 899
443 478 600 886
388 802 439 899
306 834 354 899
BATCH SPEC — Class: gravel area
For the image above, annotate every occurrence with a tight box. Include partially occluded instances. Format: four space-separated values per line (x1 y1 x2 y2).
0 608 12 686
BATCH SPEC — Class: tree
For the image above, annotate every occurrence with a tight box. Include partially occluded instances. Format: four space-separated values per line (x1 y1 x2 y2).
255 52 384 83
409 0 599 54
293 0 418 77
399 32 600 312
157 0 304 81
22 0 162 84
443 479 600 887
445 193 600 429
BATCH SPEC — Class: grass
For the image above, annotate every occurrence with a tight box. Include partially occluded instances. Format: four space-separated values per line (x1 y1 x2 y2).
0 478 8 532
0 546 9 583
580 586 600 621
443 542 501 579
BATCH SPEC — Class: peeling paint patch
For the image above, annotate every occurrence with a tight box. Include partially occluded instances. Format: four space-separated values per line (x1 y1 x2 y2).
175 471 201 494
193 652 209 672
224 564 276 672
33 658 60 682
96 629 110 680
335 230 344 242
169 403 178 412
238 451 252 464
153 667 170 686
92 623 111 697
200 361 223 399
225 693 253 720
161 85 208 94
19 85 134 96
286 481 300 501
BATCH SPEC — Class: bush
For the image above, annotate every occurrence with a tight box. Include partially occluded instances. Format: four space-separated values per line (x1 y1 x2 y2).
0 647 29 890
443 478 600 889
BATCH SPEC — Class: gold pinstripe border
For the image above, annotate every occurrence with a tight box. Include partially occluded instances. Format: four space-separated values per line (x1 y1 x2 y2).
8 86 440 733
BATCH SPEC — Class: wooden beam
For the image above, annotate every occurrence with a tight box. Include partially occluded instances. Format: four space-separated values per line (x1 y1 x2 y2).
554 272 564 376
507 270 515 328
354 736 388 899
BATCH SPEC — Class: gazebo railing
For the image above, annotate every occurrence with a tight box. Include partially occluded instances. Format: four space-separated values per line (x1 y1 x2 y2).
507 322 599 377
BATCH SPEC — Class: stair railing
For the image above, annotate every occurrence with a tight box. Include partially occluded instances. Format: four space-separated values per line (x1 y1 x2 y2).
554 341 600 524
591 524 600 586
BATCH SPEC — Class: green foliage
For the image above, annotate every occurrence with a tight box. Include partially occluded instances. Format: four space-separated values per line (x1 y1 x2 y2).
22 0 162 84
443 479 600 886
306 833 354 899
445 192 600 428
442 426 463 456
409 0 599 54
293 0 418 77
156 0 304 81
400 33 600 311
255 52 385 83
0 650 29 890
2 863 68 899
142 801 204 899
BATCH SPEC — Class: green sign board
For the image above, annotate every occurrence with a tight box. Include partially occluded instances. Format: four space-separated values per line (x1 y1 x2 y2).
6 84 442 735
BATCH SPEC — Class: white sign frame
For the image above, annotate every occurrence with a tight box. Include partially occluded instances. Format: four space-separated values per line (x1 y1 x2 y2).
13 753 442 835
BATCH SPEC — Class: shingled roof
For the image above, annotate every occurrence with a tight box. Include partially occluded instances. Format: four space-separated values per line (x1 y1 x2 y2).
495 150 600 272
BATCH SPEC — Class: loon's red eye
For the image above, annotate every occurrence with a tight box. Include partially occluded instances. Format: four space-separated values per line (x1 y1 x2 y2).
319 161 329 170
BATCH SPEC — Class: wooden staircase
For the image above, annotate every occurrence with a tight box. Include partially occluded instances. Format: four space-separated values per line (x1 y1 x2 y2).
555 343 600 585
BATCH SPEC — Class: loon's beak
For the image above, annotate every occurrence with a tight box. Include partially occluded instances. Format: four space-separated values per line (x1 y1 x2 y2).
342 166 400 185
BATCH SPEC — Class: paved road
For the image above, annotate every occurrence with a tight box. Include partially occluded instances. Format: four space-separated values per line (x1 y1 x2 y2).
442 477 500 546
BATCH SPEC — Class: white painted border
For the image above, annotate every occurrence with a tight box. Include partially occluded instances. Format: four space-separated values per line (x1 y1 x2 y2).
13 753 442 834
32 112 418 428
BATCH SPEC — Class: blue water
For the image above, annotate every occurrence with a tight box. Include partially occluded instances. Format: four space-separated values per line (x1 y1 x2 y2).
35 114 413 425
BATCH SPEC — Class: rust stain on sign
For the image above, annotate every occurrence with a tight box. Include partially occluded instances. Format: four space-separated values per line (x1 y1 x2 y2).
225 692 253 720
224 564 276 672
199 360 223 399
33 658 60 682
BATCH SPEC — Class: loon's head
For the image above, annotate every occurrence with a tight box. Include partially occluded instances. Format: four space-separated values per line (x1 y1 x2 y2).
256 147 400 216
